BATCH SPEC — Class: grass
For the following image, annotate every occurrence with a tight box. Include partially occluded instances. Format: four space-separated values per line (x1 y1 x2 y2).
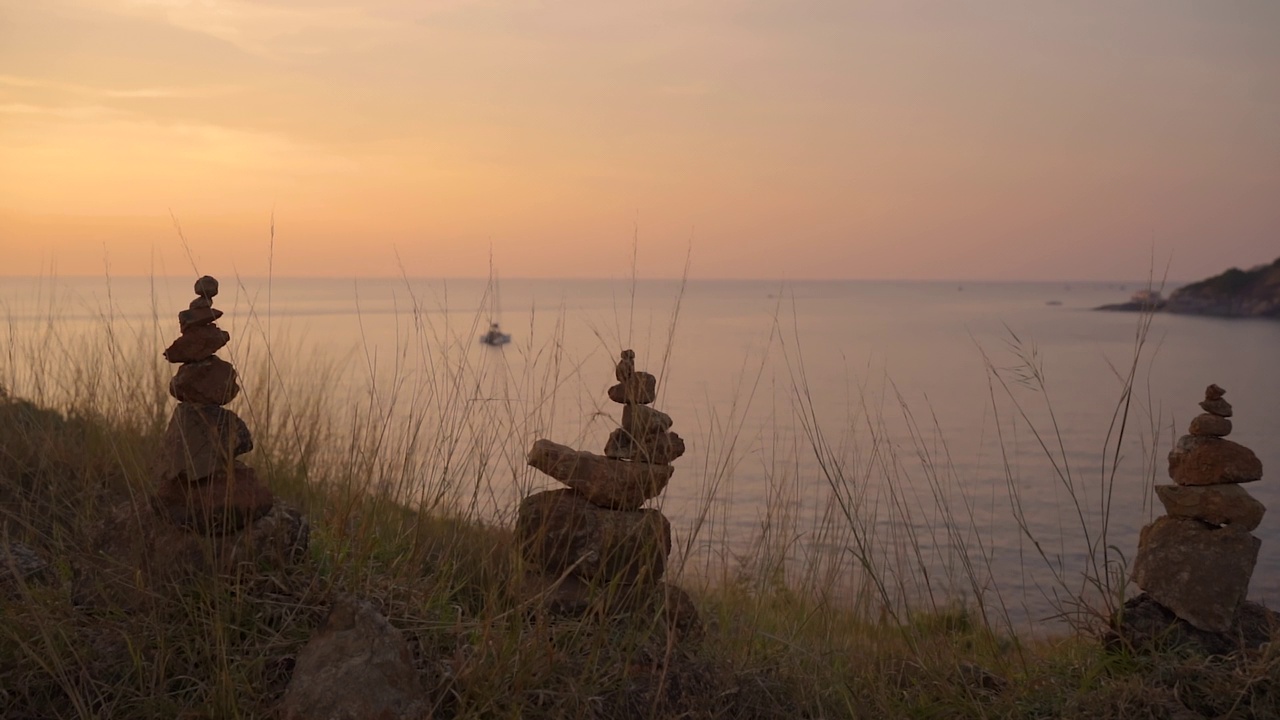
1 272 1277 719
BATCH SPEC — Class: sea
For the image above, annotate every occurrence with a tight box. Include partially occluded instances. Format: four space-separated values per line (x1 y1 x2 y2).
3 275 1278 632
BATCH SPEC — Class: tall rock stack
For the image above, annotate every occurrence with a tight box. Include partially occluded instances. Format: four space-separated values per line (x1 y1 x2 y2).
518 350 697 636
1130 384 1266 633
153 276 275 535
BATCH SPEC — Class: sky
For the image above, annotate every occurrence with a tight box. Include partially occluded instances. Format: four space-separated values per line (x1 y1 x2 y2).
1 0 1277 281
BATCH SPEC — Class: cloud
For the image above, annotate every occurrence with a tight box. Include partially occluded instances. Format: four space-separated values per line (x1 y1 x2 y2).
0 74 240 100
89 0 412 58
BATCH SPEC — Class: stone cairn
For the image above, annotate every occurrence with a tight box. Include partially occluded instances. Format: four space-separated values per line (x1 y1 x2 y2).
1129 384 1266 633
517 350 697 633
152 275 275 536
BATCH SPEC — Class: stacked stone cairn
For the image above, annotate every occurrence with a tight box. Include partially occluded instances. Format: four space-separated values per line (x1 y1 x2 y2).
152 275 274 535
1129 384 1266 633
518 350 697 634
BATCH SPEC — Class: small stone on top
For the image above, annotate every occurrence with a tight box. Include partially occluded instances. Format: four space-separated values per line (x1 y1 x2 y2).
1205 384 1226 401
195 275 219 298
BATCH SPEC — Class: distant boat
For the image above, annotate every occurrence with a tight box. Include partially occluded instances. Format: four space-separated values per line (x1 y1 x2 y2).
480 255 512 347
1046 300 1063 306
480 322 511 346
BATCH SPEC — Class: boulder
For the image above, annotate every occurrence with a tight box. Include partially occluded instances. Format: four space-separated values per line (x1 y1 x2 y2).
152 462 274 535
1168 436 1262 485
520 571 702 643
279 595 428 720
178 306 224 333
163 323 230 363
622 403 673 436
527 439 672 510
1130 516 1260 632
608 372 657 404
604 429 686 465
160 403 253 482
517 489 670 584
1109 593 1279 655
1154 484 1266 531
1188 413 1232 437
169 356 240 405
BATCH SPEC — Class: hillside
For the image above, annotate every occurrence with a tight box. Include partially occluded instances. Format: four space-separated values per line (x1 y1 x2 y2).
1166 257 1280 318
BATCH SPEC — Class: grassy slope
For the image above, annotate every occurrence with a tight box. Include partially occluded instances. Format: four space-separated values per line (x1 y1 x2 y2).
3 393 1278 720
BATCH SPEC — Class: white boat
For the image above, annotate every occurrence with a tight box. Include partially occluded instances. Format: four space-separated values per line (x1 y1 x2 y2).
480 323 511 346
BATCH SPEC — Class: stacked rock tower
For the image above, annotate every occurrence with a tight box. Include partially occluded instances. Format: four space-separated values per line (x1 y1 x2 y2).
153 276 274 535
1131 384 1266 632
519 350 688 616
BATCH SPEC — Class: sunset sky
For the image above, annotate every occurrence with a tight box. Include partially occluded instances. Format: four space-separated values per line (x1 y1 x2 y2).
2 1 1277 280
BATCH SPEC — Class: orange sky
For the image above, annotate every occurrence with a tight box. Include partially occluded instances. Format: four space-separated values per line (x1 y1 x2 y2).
2 1 1277 280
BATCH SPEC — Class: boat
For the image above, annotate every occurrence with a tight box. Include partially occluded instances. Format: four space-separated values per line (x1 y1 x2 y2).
480 322 511 346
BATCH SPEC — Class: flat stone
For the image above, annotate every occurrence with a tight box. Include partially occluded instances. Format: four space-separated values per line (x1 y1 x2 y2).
194 275 219 298
1199 398 1233 417
528 438 672 510
178 306 224 333
160 403 253 482
607 372 657 404
163 323 230 363
517 489 670 584
169 356 240 405
615 349 635 382
622 403 673 436
280 594 428 720
1155 484 1266 531
1168 435 1262 485
1188 413 1232 437
605 428 685 465
189 295 212 310
152 462 274 535
1131 516 1260 632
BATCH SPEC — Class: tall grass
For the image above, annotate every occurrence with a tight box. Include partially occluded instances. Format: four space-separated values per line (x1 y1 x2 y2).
2 271 1275 719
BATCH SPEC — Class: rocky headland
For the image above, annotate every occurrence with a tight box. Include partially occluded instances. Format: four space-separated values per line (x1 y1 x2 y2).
1096 256 1280 318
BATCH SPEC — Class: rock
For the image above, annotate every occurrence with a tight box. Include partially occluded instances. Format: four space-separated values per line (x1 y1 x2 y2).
520 571 702 642
189 295 212 310
608 372 657 404
160 403 253 482
194 275 219 298
1130 517 1260 632
1199 398 1233 417
1168 436 1262 485
1108 593 1280 655
517 489 670 584
80 499 309 605
1188 413 1232 437
178 306 224 333
169 356 240 405
615 349 636 382
238 501 310 566
163 323 230 363
605 429 686 465
622 403 673 436
1205 384 1226 401
1155 484 1266 531
1 541 50 592
152 462 274 535
528 439 672 510
279 595 428 720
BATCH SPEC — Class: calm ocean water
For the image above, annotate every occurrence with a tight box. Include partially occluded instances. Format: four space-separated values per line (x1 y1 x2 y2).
3 275 1278 629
